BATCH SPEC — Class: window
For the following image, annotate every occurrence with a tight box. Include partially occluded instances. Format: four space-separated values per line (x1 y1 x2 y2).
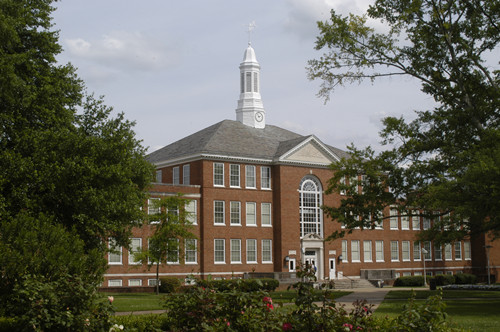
423 241 432 261
230 201 241 225
402 241 410 261
261 203 271 226
254 72 259 92
129 279 142 287
412 210 420 230
185 239 197 264
363 240 372 262
342 240 348 262
173 166 180 185
166 239 179 264
391 241 399 261
351 240 360 262
246 239 257 263
186 200 197 225
128 238 142 265
401 213 410 230
231 239 241 263
444 243 452 261
240 72 244 93
183 164 190 185
261 166 271 189
108 279 122 287
108 239 122 265
423 213 431 230
148 198 160 223
339 176 346 195
155 170 162 183
372 211 384 229
246 202 256 226
245 165 256 188
213 163 224 186
230 164 240 187
464 241 471 260
299 176 323 237
214 201 225 225
375 240 384 262
148 279 159 286
434 243 443 261
390 208 398 229
214 239 225 263
454 242 462 260
262 239 272 263
413 241 421 261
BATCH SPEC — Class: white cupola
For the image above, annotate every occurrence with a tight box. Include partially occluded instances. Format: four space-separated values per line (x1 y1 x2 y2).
235 43 266 128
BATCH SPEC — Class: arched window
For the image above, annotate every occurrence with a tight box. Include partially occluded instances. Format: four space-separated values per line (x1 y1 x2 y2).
299 176 323 237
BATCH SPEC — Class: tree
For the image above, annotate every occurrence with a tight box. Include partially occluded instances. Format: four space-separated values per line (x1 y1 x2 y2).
134 195 197 294
307 0 500 242
0 0 153 328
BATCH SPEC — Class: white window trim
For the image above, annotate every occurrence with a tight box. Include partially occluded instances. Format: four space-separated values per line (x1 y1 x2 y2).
391 241 399 262
444 243 453 261
230 201 241 226
183 164 190 185
390 208 399 230
185 239 197 264
464 241 472 260
261 166 271 190
166 239 180 265
363 240 372 262
230 239 242 264
434 243 443 261
413 241 422 261
246 202 257 227
261 202 272 227
108 239 122 265
108 279 122 287
128 238 142 265
246 239 257 263
214 239 226 264
261 239 272 263
229 164 241 188
342 240 348 263
214 200 225 225
173 166 180 185
128 279 142 287
245 165 256 189
375 240 384 262
351 240 361 262
402 241 411 262
186 200 197 225
213 162 224 187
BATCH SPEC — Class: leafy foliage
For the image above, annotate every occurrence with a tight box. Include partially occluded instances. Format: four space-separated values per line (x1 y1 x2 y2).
308 0 500 242
196 278 279 292
134 195 196 294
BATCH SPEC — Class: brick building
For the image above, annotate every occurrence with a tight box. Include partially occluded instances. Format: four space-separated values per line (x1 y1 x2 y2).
103 44 497 288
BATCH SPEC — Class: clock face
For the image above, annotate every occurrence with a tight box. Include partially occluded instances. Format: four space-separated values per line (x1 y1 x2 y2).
255 112 264 122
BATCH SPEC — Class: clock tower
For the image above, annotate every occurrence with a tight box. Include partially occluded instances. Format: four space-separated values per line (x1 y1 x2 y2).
235 43 266 129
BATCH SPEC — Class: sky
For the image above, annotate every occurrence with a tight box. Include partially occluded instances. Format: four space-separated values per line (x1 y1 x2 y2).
52 0 436 154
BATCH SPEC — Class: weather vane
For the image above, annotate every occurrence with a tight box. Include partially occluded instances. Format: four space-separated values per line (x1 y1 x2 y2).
247 21 256 45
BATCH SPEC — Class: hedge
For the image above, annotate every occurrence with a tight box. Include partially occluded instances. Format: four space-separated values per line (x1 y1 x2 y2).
196 278 279 292
454 273 477 285
394 273 478 287
112 314 170 332
433 274 455 286
394 276 425 287
158 277 182 293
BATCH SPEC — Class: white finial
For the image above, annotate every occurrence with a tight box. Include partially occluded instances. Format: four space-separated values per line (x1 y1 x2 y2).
247 21 256 45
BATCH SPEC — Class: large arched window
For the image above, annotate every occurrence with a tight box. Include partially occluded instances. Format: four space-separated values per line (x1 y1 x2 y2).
299 176 323 237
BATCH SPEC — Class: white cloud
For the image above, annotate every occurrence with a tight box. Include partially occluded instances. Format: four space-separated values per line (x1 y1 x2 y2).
64 31 174 72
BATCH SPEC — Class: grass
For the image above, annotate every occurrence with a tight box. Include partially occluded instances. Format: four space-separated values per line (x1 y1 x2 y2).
374 290 500 331
104 290 353 312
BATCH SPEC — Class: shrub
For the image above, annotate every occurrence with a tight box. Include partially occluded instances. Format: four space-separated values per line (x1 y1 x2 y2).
196 278 279 292
159 277 182 293
434 274 455 286
112 314 170 332
454 273 477 284
394 276 425 287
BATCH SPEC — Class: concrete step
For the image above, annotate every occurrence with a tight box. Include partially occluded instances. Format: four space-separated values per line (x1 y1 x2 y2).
332 278 377 289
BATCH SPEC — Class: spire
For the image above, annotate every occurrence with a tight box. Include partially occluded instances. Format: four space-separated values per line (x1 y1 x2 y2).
235 42 266 129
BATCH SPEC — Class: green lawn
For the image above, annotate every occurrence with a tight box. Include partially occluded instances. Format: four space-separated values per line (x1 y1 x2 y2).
375 290 500 331
104 290 352 312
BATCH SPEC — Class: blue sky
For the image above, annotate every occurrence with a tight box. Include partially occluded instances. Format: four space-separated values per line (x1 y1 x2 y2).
52 0 435 153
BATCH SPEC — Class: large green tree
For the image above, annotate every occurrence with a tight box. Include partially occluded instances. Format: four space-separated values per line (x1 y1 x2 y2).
308 0 500 242
0 0 153 328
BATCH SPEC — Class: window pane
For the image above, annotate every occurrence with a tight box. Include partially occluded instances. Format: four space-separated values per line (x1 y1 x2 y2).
230 201 241 225
186 200 197 224
214 201 225 224
231 239 241 263
214 239 225 263
246 239 257 263
245 165 256 188
230 164 240 187
363 240 372 262
214 163 224 186
402 241 410 261
391 241 399 261
246 202 256 226
413 242 421 261
351 240 360 262
185 239 197 263
128 238 142 264
261 203 271 226
173 167 179 185
183 165 190 185
261 167 271 189
390 208 398 229
108 239 122 264
262 240 272 262
376 241 384 262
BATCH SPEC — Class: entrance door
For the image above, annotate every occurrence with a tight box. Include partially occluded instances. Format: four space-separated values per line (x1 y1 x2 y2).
289 258 296 272
304 250 318 278
329 258 336 279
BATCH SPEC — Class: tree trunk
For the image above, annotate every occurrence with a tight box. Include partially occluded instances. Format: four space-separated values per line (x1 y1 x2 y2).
156 262 160 295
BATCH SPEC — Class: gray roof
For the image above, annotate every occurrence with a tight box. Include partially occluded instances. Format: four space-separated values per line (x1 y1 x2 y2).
147 119 349 164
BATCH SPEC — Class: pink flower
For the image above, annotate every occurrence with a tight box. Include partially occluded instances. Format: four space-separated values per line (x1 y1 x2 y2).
343 323 353 330
108 296 114 303
262 296 273 304
363 306 368 312
227 322 230 327
266 303 274 311
282 322 293 331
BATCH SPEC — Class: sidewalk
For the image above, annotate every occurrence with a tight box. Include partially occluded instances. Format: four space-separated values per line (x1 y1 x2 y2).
332 287 391 310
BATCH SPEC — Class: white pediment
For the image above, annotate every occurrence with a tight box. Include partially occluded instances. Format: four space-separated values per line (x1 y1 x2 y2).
279 136 340 165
